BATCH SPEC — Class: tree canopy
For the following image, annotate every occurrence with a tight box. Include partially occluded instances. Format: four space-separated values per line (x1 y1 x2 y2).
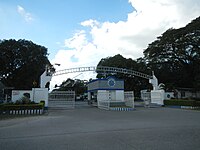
144 16 200 90
0 39 50 89
54 78 87 96
96 54 152 96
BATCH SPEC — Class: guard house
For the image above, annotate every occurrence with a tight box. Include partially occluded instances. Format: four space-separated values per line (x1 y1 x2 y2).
87 76 125 105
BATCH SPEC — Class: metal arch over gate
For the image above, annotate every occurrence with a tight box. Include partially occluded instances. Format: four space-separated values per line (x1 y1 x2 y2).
52 66 158 90
53 66 153 79
48 91 75 109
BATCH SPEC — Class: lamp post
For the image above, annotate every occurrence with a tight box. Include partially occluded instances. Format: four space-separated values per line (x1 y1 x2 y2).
54 63 61 66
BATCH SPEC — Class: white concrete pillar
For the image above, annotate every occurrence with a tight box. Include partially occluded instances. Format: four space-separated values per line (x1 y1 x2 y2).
88 92 91 101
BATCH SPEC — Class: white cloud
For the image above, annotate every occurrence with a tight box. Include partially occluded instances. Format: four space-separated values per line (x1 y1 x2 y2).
50 0 200 89
17 5 34 22
64 30 88 50
81 19 99 28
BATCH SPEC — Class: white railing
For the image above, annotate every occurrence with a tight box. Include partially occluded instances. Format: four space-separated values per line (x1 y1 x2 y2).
141 91 151 107
124 91 134 108
97 91 135 110
97 100 110 110
97 91 110 110
48 91 75 109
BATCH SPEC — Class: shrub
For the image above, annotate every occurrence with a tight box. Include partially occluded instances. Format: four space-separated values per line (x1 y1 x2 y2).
164 99 200 107
30 101 36 104
21 96 31 104
195 101 200 106
15 100 22 105
14 96 36 105
0 103 44 111
40 100 45 107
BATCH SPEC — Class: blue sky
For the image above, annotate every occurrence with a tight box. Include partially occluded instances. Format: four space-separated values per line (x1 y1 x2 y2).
0 0 133 59
1 0 200 88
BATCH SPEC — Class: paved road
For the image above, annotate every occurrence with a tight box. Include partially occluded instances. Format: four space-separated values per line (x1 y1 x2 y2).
0 104 200 150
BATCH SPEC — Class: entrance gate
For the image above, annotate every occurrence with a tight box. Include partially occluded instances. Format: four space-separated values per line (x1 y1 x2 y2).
48 91 75 109
141 91 151 107
97 91 134 110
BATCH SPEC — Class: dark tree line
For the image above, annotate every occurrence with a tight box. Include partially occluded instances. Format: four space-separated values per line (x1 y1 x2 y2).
144 16 200 90
0 39 50 89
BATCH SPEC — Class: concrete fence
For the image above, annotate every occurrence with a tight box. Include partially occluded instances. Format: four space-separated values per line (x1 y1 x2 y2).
2 108 44 115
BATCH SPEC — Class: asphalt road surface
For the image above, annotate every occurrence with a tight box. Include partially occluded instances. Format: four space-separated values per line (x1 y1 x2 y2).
0 104 200 150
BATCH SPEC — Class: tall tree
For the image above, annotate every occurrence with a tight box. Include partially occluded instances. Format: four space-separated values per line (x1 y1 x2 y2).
144 16 200 89
0 39 50 89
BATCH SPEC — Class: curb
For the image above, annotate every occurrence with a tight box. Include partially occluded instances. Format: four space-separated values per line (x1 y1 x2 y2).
110 107 135 111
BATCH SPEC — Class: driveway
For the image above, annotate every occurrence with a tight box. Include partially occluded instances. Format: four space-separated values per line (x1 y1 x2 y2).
0 105 200 150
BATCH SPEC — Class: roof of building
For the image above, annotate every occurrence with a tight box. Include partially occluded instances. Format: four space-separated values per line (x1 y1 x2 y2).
88 76 123 84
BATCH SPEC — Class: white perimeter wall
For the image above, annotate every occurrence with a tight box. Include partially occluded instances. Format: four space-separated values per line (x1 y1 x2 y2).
151 90 165 105
33 88 48 107
12 90 32 102
12 88 49 107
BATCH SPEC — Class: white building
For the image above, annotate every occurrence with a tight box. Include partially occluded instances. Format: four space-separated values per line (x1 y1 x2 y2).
87 76 134 110
87 76 124 104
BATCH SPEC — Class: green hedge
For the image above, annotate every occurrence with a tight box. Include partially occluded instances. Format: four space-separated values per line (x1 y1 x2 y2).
195 101 200 106
40 100 45 107
0 102 44 111
164 99 200 107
